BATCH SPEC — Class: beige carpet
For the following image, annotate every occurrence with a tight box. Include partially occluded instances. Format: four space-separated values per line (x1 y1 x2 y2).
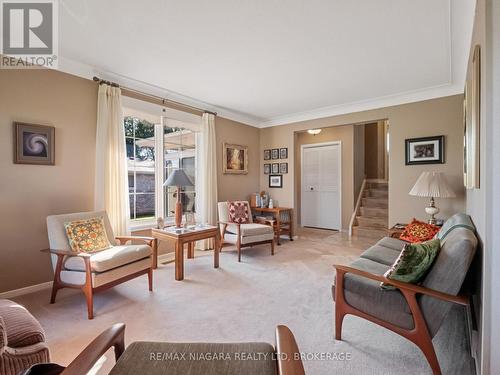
13 229 474 374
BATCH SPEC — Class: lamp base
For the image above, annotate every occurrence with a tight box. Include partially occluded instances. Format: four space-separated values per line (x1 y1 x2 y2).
425 197 439 225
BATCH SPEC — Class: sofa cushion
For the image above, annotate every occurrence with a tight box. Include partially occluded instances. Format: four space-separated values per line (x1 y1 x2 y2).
0 299 45 348
360 244 401 266
381 239 440 290
226 223 274 237
64 216 112 253
64 244 152 273
377 237 408 250
109 341 277 375
227 201 250 224
399 219 440 243
333 258 413 330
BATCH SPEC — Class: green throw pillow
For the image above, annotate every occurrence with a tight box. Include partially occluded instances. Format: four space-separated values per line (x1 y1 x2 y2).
381 239 440 290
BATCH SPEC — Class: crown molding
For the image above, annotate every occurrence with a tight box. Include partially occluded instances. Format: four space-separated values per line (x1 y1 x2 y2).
256 83 464 128
56 58 464 130
56 56 263 127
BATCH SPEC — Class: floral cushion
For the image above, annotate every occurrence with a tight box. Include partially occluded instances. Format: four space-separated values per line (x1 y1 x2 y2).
399 218 440 243
64 217 112 253
381 239 440 289
227 201 250 224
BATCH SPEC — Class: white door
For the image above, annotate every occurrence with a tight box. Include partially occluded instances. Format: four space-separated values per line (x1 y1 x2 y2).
301 142 341 230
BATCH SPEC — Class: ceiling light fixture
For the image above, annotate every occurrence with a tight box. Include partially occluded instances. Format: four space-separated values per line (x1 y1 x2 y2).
307 129 322 135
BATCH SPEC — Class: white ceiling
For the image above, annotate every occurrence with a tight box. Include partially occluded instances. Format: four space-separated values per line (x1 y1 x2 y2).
58 0 475 127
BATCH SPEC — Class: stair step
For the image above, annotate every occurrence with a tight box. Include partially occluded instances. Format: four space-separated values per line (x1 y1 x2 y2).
361 197 388 209
352 226 387 240
364 189 388 198
366 182 388 190
360 206 388 217
357 216 388 228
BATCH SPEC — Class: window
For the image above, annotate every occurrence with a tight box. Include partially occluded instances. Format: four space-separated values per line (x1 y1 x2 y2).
124 109 198 228
125 116 156 222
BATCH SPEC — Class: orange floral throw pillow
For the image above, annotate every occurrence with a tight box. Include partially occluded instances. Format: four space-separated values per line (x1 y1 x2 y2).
399 219 440 243
227 201 250 224
64 217 112 253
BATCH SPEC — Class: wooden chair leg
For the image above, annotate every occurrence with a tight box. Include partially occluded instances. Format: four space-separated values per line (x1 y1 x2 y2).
50 280 61 304
271 239 275 255
237 242 242 262
335 308 345 340
148 268 153 291
82 285 94 320
415 335 442 375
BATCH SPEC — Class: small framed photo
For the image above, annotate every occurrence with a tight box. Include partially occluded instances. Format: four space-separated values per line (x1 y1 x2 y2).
271 148 279 160
272 163 279 174
14 122 55 165
269 174 283 188
264 149 271 160
264 163 271 174
279 162 288 174
405 136 444 165
279 147 288 159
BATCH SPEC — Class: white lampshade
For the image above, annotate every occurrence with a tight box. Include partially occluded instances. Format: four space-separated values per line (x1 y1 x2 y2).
409 172 456 198
163 169 193 187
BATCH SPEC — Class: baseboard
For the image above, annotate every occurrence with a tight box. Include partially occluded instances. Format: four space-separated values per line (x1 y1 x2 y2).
0 281 53 299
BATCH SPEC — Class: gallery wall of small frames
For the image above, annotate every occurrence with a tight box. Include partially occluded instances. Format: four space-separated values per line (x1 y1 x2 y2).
264 147 288 188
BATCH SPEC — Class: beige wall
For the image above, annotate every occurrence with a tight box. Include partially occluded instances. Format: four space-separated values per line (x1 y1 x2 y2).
216 117 261 201
0 69 98 292
353 124 365 200
294 125 355 229
260 95 466 229
0 69 259 293
364 121 386 180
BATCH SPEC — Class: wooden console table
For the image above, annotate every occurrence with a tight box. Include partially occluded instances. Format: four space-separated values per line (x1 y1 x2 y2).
151 226 220 281
251 207 294 245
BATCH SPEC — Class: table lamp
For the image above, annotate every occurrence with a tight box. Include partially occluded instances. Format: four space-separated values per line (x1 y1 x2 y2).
409 172 456 224
164 169 194 227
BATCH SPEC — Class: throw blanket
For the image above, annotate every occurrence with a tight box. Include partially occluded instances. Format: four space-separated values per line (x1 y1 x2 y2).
435 213 475 242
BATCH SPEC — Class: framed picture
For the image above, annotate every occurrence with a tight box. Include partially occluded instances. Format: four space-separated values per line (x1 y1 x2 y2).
269 174 282 188
405 136 444 165
264 163 271 174
271 163 279 174
271 148 279 160
279 147 288 159
223 143 248 174
264 149 271 160
464 45 481 189
13 122 55 165
280 162 288 174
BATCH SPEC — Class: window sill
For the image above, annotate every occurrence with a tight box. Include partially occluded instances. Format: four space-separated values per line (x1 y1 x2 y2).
129 218 175 232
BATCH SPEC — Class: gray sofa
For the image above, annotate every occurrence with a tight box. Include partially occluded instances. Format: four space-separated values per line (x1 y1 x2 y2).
333 213 478 375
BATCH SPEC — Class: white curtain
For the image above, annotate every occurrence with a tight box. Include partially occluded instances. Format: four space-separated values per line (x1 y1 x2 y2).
195 113 218 250
94 84 130 236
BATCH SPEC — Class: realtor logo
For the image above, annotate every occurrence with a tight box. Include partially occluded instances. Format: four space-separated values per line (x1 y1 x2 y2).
0 0 58 68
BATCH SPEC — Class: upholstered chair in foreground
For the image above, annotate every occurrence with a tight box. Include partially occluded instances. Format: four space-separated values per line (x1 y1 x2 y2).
0 299 50 375
23 323 305 375
218 201 275 262
46 211 157 319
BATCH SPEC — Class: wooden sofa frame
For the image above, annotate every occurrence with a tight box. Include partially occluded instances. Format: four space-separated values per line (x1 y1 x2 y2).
334 264 469 375
43 236 157 320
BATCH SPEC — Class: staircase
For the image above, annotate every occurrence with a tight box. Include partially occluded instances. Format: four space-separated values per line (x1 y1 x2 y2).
352 181 388 239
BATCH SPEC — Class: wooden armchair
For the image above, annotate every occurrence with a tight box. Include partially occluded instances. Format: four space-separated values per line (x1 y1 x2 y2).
23 324 305 375
217 201 275 262
46 211 158 319
333 227 478 375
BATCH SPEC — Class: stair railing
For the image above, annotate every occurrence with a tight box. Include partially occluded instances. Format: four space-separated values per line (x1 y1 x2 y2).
349 179 366 236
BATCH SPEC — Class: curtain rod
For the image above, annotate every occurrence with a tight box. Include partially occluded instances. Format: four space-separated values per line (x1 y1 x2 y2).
92 76 217 116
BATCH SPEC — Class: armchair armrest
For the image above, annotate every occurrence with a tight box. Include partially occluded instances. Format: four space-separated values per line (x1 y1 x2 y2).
41 248 90 258
115 236 155 246
275 325 305 375
61 323 125 375
333 264 468 306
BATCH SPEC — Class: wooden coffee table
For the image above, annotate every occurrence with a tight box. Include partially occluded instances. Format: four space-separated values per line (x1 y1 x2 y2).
152 225 220 281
